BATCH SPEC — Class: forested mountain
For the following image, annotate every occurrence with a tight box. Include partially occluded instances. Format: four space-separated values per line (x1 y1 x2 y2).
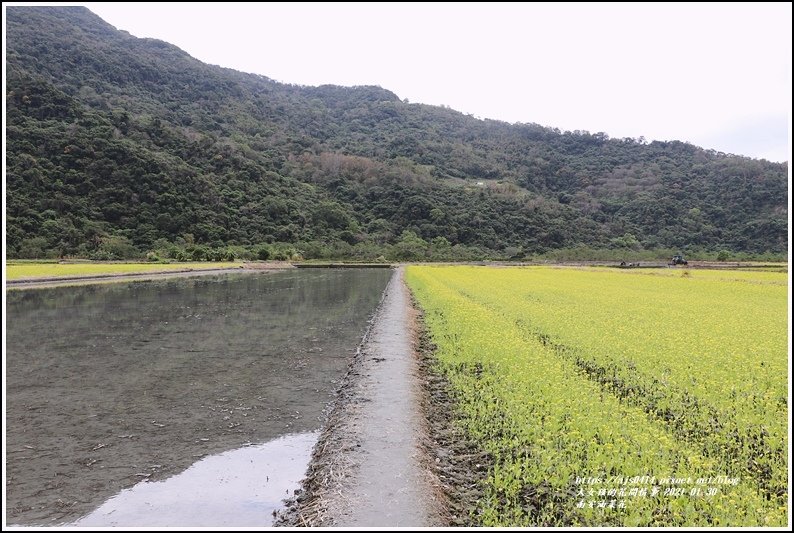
5 7 788 260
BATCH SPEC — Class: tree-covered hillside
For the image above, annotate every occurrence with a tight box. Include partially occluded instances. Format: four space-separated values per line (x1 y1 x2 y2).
5 7 788 260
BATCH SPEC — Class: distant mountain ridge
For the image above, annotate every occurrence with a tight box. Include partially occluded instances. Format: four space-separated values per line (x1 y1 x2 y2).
5 6 788 259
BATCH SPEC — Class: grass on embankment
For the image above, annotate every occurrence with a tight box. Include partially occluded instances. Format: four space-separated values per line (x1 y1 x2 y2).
5 262 242 280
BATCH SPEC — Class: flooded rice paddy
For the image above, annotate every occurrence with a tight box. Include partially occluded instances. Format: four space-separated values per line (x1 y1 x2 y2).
5 269 391 525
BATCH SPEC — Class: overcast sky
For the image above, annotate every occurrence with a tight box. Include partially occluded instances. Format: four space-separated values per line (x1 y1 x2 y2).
79 2 792 162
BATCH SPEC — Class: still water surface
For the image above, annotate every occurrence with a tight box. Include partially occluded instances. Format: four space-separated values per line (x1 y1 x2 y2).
6 269 391 525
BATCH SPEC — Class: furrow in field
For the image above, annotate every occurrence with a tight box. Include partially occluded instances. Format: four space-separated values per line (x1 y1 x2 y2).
405 266 787 526
427 267 787 505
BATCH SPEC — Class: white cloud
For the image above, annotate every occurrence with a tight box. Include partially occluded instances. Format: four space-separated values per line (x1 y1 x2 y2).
83 2 792 162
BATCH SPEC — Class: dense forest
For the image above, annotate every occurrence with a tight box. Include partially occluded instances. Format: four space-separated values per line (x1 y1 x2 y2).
5 7 788 261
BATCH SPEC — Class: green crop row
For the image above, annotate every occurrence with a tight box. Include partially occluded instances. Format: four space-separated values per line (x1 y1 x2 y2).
433 266 787 503
406 265 787 526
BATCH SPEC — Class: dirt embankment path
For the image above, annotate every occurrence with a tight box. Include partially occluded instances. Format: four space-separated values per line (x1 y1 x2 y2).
284 267 446 527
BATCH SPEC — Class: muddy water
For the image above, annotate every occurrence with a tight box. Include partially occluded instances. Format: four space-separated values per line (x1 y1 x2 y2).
5 269 391 526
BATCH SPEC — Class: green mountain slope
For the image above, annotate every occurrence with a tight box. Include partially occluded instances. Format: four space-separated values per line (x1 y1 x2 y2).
5 6 788 260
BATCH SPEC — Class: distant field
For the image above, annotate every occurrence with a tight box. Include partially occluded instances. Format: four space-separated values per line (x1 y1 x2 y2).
5 262 241 280
406 265 787 526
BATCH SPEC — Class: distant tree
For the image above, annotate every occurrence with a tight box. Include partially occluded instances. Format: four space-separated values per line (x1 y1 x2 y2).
391 230 429 261
92 235 140 260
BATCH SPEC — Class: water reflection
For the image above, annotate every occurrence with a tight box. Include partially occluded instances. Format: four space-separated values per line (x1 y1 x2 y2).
73 432 317 527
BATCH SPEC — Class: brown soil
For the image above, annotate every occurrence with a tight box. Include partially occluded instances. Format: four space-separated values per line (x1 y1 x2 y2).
412 315 492 526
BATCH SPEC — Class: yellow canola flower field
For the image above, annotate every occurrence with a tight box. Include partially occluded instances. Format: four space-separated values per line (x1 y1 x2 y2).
406 265 788 526
6 262 241 280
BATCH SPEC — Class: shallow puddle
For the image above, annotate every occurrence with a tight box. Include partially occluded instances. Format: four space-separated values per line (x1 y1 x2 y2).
72 432 317 527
